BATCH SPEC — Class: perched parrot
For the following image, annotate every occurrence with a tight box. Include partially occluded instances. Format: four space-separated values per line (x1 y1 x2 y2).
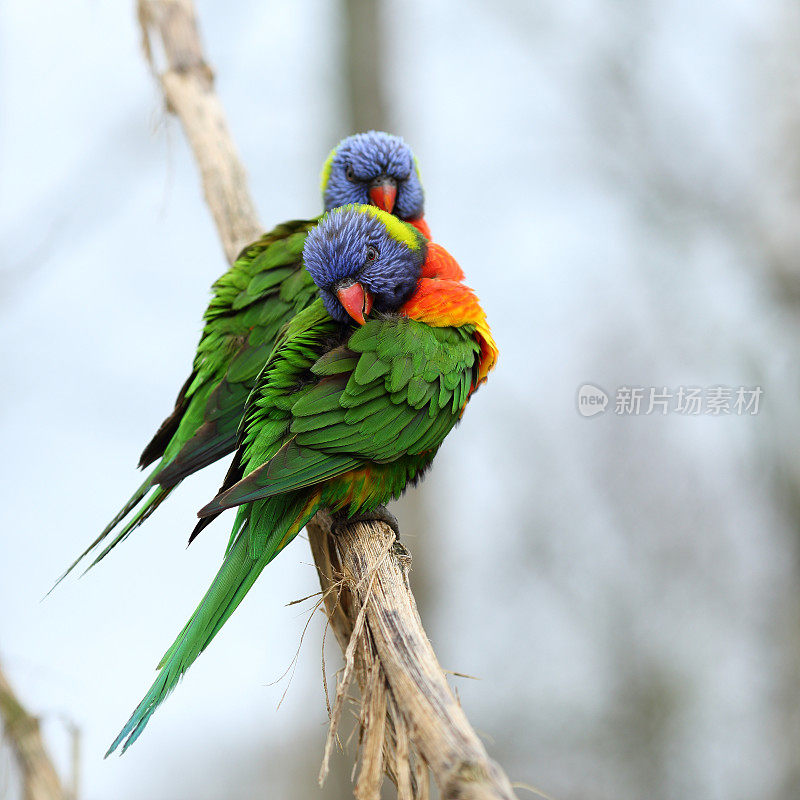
107 204 497 754
58 131 432 583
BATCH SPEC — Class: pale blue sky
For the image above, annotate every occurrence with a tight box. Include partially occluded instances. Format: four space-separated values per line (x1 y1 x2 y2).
1 2 798 799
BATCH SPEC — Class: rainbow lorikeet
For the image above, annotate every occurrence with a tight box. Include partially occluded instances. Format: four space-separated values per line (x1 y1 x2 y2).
59 132 432 582
107 204 497 754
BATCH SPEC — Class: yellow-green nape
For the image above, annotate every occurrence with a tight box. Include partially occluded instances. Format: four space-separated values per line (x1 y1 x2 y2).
319 146 337 193
413 155 423 182
354 204 423 250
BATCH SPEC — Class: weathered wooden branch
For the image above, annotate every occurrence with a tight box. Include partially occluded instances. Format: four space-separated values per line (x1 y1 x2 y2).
136 2 519 797
0 659 66 800
137 0 262 261
308 515 518 800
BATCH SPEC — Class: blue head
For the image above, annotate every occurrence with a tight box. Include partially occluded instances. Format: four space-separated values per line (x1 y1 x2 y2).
303 205 428 324
320 131 425 222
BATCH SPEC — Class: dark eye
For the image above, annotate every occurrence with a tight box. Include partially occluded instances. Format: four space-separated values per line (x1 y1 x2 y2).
365 246 379 263
345 164 356 182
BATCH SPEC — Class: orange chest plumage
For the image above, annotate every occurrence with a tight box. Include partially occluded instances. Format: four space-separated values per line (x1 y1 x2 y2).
399 243 498 389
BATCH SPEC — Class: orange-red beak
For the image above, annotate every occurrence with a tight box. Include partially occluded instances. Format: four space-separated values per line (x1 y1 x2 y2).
369 178 397 213
337 282 374 325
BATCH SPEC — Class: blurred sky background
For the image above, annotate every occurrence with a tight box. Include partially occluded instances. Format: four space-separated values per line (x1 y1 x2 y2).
3 0 800 798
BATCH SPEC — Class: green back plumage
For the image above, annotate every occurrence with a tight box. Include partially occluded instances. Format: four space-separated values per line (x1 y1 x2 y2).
55 219 320 587
154 222 319 480
251 312 478 486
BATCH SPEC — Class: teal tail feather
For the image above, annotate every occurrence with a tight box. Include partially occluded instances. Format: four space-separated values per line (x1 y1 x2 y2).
106 494 319 756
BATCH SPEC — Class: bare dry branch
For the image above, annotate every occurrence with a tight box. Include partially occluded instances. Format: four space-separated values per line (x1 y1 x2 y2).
319 574 373 786
309 516 518 800
0 660 66 800
137 0 262 261
136 2 519 797
354 662 387 799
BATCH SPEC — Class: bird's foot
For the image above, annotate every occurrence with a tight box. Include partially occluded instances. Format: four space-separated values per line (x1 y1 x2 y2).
331 505 400 539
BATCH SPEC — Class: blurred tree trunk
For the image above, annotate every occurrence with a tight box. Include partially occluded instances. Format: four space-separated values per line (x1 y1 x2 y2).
0 660 66 800
343 0 391 133
759 5 800 796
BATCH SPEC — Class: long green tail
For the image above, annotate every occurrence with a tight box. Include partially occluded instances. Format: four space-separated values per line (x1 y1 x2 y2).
106 493 319 755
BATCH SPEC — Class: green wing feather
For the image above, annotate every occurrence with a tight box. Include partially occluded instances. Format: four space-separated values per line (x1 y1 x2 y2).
203 312 481 516
57 218 320 587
